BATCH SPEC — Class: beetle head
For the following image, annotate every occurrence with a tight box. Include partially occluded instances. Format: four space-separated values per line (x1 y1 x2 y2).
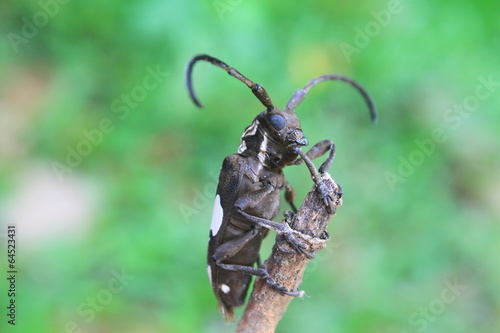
250 107 308 168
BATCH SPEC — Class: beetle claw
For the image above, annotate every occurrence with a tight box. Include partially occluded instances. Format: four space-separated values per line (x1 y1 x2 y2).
278 225 317 259
283 210 295 223
280 288 305 298
315 182 337 214
297 247 315 259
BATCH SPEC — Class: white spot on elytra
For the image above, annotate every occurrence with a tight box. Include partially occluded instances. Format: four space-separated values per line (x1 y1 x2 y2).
207 265 212 285
210 194 223 236
221 284 230 294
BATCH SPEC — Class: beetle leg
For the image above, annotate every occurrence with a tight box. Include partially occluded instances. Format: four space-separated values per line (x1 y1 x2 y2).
211 229 304 297
216 263 304 297
237 210 291 235
278 234 316 259
233 179 275 211
284 182 298 214
318 143 336 174
256 254 262 268
237 210 313 259
297 147 339 214
233 180 313 257
212 227 261 263
293 140 333 166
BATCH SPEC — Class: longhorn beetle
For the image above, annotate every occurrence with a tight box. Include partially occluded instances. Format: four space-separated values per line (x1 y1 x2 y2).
186 54 376 321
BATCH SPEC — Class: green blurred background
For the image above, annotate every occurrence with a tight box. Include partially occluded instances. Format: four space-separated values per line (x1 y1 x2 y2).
1 0 499 332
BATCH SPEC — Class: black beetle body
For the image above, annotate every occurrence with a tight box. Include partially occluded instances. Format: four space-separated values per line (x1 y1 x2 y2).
186 54 376 321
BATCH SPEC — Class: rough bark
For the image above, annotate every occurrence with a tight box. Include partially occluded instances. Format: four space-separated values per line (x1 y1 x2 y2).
236 173 342 333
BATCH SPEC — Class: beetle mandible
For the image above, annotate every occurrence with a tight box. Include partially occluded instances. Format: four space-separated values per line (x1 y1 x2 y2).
186 54 376 321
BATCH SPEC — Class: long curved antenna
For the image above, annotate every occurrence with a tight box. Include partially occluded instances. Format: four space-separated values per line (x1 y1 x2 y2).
186 54 274 109
285 74 377 122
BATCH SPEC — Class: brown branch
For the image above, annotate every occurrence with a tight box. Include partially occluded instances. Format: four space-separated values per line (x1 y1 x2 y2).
236 173 342 333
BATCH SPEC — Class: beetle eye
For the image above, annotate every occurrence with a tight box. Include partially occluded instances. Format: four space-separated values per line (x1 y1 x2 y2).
268 114 285 130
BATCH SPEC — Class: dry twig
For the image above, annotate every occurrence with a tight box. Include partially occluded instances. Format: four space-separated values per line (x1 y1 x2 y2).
236 172 342 333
